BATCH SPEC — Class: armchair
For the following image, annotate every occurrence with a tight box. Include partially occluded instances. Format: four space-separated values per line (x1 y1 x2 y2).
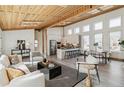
76 55 100 84
30 51 44 65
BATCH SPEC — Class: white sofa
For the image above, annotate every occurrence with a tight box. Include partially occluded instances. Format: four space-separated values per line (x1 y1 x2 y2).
0 55 45 87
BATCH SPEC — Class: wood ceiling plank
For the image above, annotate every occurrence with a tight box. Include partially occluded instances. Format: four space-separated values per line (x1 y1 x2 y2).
0 5 124 31
38 6 55 17
37 5 48 15
41 5 99 28
13 5 21 13
43 6 81 24
12 13 18 29
31 6 43 14
3 6 10 30
0 12 4 28
43 6 60 18
36 6 81 27
6 12 12 29
27 6 43 20
15 6 29 28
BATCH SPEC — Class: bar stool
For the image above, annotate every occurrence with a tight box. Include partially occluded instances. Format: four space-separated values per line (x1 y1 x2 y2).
70 50 73 58
68 51 72 58
78 50 80 56
64 51 68 59
77 50 80 56
76 50 78 57
73 50 76 57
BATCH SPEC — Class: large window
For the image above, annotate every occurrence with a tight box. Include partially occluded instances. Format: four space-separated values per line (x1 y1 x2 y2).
74 27 80 34
83 35 90 50
68 29 72 35
109 16 121 28
110 31 121 51
94 22 103 30
83 25 90 32
95 34 103 51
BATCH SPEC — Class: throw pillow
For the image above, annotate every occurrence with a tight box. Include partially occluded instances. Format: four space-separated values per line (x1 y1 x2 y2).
0 64 9 86
0 55 11 67
9 55 20 65
12 62 30 74
6 67 25 81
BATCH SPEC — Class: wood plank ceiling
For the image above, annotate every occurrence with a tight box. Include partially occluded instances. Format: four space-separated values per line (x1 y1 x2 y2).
0 5 123 31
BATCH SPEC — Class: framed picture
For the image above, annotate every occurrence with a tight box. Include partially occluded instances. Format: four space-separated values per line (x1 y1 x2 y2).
17 40 25 50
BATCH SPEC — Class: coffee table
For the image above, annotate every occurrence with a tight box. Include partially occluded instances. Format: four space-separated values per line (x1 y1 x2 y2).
37 62 62 80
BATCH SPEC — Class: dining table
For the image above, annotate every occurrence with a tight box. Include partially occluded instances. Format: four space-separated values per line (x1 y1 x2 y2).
83 50 108 64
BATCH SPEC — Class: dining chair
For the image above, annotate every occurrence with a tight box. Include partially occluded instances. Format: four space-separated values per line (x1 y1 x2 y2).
76 55 100 83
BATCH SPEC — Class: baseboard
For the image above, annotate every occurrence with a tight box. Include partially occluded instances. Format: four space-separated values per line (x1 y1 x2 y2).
110 57 124 62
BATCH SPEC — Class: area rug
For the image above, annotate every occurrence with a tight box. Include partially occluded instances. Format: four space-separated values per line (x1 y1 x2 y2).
26 63 87 87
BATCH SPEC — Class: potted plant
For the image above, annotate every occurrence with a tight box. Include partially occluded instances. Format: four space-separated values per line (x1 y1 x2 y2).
93 42 98 51
118 40 124 48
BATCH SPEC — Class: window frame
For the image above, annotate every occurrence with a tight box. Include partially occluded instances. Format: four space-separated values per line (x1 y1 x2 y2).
109 16 121 28
74 27 80 34
94 21 103 31
83 25 90 32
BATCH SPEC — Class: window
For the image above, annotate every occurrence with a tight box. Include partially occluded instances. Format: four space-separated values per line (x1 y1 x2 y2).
68 29 72 35
94 22 103 30
74 27 80 34
109 16 121 28
94 34 103 51
34 40 38 48
83 25 90 32
83 35 90 50
110 31 121 51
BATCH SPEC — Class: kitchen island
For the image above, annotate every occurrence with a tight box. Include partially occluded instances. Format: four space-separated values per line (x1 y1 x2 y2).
57 48 80 60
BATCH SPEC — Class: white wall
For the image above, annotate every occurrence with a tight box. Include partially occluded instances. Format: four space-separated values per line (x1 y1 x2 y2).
64 7 124 52
2 29 35 54
47 27 63 55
